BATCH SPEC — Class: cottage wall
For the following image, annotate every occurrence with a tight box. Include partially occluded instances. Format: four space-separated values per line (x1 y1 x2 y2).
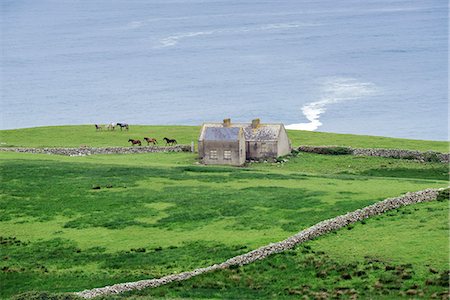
202 140 245 166
238 138 246 165
277 126 292 157
246 141 278 160
198 140 205 158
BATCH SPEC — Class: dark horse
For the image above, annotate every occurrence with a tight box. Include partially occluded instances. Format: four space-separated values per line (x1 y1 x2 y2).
95 124 102 131
117 123 129 131
143 137 158 145
163 137 177 146
128 139 141 146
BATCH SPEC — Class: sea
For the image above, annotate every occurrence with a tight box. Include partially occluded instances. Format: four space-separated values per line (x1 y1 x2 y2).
1 0 448 141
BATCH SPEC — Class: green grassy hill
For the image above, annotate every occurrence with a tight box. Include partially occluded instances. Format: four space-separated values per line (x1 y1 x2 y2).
112 198 449 300
1 125 448 151
0 126 448 299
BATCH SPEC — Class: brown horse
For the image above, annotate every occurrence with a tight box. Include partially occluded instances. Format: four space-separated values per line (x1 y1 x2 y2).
95 124 103 131
144 137 158 145
128 139 142 146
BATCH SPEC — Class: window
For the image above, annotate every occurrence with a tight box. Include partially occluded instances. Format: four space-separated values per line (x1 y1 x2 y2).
261 142 269 153
209 150 218 159
224 150 232 160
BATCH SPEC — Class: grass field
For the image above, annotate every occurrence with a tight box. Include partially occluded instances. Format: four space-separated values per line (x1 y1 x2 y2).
0 126 448 299
112 198 449 300
1 125 448 152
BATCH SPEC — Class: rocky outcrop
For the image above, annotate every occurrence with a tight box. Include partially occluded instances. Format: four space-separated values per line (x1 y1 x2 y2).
297 146 449 163
0 145 192 156
75 188 446 299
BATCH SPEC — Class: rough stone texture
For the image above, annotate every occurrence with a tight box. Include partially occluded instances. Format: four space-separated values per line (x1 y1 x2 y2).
0 145 191 156
298 146 449 163
75 188 445 299
199 122 292 161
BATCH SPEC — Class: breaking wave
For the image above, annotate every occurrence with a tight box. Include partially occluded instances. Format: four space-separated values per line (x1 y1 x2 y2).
159 31 216 47
286 78 377 131
155 22 313 48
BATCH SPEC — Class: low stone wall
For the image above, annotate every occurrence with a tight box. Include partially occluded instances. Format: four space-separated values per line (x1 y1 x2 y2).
0 145 192 156
298 146 449 163
75 188 445 299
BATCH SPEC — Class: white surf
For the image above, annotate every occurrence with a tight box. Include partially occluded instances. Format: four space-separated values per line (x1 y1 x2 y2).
286 78 377 131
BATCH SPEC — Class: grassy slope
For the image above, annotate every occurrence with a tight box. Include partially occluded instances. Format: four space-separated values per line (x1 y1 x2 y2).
0 125 448 151
117 199 449 300
0 126 448 298
1 152 448 298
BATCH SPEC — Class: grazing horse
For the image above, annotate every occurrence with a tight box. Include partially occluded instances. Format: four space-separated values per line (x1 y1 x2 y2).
163 137 177 146
117 123 129 131
107 123 116 131
95 124 102 131
128 139 141 146
144 137 158 145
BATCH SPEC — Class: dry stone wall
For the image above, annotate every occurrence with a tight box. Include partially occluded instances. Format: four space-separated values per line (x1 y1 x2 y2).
0 145 191 156
298 146 449 163
75 188 445 299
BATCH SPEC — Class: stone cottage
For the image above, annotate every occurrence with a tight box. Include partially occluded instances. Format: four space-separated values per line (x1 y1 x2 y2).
198 118 291 165
198 126 246 166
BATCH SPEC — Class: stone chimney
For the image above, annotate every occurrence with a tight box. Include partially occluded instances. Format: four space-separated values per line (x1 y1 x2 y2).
223 118 231 127
251 118 260 129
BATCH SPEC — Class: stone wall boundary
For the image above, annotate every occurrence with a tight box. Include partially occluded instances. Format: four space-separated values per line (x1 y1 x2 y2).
0 145 192 156
75 188 447 299
297 146 449 163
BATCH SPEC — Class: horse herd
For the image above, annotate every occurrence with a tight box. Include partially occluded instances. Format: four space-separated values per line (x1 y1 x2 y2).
128 137 177 146
94 123 177 146
95 123 128 131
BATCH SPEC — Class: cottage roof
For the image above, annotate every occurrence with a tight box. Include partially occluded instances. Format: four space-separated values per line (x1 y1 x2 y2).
203 127 241 141
199 122 283 141
242 125 281 141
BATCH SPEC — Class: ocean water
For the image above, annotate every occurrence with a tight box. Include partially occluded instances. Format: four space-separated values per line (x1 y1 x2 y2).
1 0 447 140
